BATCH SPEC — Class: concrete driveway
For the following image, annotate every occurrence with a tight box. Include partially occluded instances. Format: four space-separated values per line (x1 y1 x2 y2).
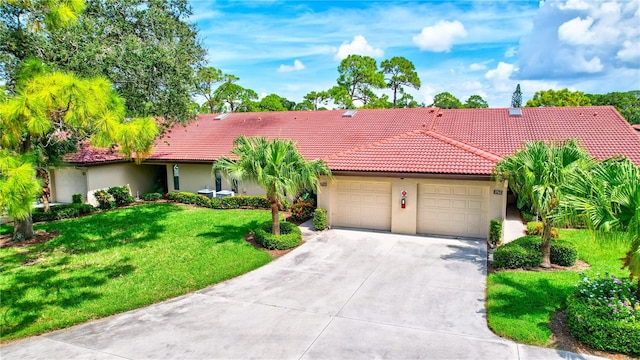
2 229 603 359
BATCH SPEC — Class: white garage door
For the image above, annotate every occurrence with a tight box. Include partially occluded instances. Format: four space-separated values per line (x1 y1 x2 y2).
334 180 391 231
417 183 489 239
53 168 87 203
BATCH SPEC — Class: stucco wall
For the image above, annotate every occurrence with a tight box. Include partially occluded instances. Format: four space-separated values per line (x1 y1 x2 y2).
85 163 159 205
317 175 507 238
164 163 262 196
51 167 88 203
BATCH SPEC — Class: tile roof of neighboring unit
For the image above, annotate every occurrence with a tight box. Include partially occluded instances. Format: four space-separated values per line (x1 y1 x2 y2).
68 106 640 176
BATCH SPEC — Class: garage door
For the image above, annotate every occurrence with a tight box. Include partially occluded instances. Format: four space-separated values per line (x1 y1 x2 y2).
417 183 489 239
334 180 391 231
53 168 87 203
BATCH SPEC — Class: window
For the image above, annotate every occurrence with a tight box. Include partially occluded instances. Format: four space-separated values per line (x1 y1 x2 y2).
172 164 180 190
215 171 222 192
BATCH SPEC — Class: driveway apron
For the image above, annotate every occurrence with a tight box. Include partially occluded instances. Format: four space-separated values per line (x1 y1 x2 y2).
1 229 604 359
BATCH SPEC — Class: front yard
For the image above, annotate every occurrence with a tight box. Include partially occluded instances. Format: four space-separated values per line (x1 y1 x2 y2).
486 228 631 347
0 203 274 342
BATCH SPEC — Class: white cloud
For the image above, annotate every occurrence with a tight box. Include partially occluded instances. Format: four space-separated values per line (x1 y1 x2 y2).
278 59 306 72
412 20 467 52
334 35 384 60
504 46 518 58
469 63 487 71
485 62 517 92
420 84 437 106
517 0 639 80
558 16 595 45
617 40 640 63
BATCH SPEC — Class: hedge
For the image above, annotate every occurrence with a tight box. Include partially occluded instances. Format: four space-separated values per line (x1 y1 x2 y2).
140 192 163 201
32 203 97 222
166 192 290 211
253 221 301 250
489 220 503 247
492 235 578 269
313 208 328 231
566 274 640 355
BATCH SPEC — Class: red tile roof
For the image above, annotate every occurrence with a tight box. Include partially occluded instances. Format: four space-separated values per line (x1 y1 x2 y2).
68 106 640 175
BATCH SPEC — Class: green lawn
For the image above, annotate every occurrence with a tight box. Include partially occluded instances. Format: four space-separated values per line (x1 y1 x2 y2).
0 203 273 342
486 228 630 346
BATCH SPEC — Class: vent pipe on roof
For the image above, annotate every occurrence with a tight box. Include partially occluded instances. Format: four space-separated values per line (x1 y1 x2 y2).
508 108 522 117
342 110 357 117
214 113 229 120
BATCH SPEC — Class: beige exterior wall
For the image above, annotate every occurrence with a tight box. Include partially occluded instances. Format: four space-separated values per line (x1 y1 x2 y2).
164 163 262 196
317 175 507 239
85 163 158 205
51 167 88 203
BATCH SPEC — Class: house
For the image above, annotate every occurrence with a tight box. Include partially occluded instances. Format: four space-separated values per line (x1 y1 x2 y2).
53 106 640 239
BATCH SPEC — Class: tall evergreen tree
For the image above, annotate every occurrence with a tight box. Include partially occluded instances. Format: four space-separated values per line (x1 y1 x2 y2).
511 84 522 108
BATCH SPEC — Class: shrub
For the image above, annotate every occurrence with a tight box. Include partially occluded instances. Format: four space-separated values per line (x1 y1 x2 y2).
93 190 112 210
550 239 578 266
71 193 83 204
520 208 537 223
313 208 327 231
253 221 301 250
566 273 640 355
526 221 559 238
489 220 503 247
107 186 134 207
289 198 315 222
32 204 97 222
493 236 542 269
167 192 274 210
492 235 578 269
140 192 163 201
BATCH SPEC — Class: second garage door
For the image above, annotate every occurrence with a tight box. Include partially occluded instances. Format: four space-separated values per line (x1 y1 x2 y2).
417 183 489 239
334 180 391 231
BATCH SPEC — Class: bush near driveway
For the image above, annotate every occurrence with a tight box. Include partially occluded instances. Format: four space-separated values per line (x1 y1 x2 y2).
493 235 578 269
0 203 273 342
253 221 301 250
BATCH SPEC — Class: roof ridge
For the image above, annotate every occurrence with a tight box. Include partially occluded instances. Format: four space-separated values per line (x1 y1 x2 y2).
425 130 503 163
325 129 424 160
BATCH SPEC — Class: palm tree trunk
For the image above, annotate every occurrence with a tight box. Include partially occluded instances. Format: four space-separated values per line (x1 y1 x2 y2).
13 214 34 242
270 200 280 236
540 220 553 268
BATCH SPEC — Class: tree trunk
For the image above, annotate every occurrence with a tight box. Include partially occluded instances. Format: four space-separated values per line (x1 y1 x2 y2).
540 220 552 268
13 214 34 242
37 167 51 212
270 201 280 236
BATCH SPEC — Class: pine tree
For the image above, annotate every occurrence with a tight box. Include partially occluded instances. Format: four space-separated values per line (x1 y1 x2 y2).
511 84 522 108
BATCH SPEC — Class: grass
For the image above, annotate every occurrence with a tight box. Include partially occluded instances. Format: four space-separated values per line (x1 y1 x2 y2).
0 203 274 342
486 228 630 346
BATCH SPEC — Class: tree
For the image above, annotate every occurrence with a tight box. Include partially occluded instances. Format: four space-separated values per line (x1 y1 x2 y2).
1 71 159 241
362 94 393 109
396 92 421 108
213 83 258 113
380 56 421 108
336 54 384 105
302 91 330 111
493 140 590 267
214 136 331 235
328 85 354 109
526 88 591 107
587 91 640 125
1 0 206 124
257 94 295 112
511 84 522 108
432 92 462 109
562 158 640 293
194 67 239 114
464 95 489 108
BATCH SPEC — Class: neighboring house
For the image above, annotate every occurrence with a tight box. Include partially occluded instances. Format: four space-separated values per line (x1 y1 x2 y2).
55 106 640 240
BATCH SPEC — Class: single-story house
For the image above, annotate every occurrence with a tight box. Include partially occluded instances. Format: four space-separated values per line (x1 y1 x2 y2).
53 106 640 239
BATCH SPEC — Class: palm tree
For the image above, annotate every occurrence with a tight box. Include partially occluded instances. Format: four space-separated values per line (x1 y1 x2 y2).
493 140 590 267
214 136 331 235
561 157 640 293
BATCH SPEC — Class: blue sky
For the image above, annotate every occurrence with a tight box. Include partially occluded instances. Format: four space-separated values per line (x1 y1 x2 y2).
190 0 640 108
